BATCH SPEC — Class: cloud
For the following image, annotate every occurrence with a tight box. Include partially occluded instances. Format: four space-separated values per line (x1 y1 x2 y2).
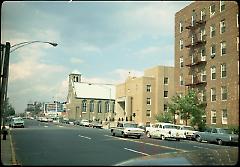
111 68 144 83
70 57 84 64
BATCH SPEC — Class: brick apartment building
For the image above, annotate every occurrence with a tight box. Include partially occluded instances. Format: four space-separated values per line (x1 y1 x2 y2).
175 1 239 126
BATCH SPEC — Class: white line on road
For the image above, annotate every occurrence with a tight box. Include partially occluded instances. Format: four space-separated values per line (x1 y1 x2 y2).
44 126 48 128
104 135 186 152
193 146 210 149
124 147 150 156
78 135 91 140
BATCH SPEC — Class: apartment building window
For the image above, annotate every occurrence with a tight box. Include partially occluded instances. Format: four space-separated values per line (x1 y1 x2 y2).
211 110 217 124
180 39 183 50
180 57 184 68
164 77 168 85
98 101 102 113
211 66 216 80
82 100 87 113
210 3 215 17
200 89 206 102
106 101 110 112
201 8 206 21
220 20 226 34
211 45 216 58
200 28 206 41
211 88 216 101
201 47 206 61
221 64 227 78
191 10 196 26
146 110 151 117
220 1 225 12
210 25 216 38
201 69 207 82
90 100 94 112
179 21 183 33
164 104 168 112
164 91 168 98
146 84 151 92
221 86 227 101
237 14 239 27
180 74 184 86
147 98 151 105
237 37 239 51
222 109 227 124
221 41 226 55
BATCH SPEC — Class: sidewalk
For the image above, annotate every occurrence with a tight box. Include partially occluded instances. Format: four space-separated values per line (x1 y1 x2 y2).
1 129 17 166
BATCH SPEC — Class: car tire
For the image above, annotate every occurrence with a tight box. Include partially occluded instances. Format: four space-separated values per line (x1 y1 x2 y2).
112 132 115 136
176 138 180 141
146 132 151 138
136 135 141 139
161 135 165 140
217 139 223 145
196 135 202 142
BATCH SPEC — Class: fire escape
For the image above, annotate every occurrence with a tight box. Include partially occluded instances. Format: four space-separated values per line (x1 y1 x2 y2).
184 14 207 105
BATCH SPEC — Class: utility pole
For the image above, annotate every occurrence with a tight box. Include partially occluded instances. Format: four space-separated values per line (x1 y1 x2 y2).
0 42 10 128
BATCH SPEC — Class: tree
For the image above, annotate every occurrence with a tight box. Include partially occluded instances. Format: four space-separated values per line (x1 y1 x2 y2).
4 98 15 117
167 90 206 130
155 112 173 123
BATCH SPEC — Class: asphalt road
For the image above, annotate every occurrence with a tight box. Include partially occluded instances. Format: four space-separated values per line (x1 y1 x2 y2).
10 119 238 166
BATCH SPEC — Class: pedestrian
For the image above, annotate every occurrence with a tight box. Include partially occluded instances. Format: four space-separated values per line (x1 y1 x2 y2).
2 126 8 140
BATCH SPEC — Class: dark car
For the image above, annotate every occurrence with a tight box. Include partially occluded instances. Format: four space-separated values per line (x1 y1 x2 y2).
194 127 239 145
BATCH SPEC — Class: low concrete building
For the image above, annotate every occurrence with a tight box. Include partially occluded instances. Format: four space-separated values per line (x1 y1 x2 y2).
66 73 116 122
115 66 175 126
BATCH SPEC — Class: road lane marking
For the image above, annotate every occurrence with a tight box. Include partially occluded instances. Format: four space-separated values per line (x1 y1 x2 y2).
9 130 19 165
104 135 186 152
124 147 150 156
44 126 48 128
193 146 210 149
78 135 91 140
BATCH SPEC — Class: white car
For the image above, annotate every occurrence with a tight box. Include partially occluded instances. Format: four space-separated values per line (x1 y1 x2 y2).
111 122 145 139
175 125 198 140
146 122 185 141
80 119 90 127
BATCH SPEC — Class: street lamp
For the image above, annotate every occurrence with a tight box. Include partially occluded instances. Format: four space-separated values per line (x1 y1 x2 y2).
0 41 58 129
10 40 58 53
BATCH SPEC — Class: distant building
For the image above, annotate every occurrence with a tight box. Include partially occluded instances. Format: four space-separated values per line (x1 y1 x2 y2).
43 102 65 118
66 73 116 122
175 1 239 126
115 66 175 126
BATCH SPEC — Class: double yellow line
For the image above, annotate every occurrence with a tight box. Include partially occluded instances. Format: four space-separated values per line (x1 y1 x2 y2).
9 130 19 165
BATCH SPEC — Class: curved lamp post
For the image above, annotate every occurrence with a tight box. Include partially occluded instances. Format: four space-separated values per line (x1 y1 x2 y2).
0 40 58 129
10 40 58 53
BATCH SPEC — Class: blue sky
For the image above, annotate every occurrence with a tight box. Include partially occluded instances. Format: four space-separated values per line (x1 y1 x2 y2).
1 1 191 113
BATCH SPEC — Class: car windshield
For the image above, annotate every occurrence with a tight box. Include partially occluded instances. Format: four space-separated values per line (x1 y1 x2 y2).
182 126 195 131
165 125 177 129
13 118 23 121
124 123 138 128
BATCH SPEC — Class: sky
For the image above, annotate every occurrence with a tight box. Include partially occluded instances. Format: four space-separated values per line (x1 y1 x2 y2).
1 1 192 113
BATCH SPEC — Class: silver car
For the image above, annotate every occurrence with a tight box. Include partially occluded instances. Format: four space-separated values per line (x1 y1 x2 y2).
194 127 238 145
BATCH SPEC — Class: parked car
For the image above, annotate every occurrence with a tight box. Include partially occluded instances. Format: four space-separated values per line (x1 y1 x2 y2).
90 121 103 128
146 122 185 141
110 122 145 139
193 127 239 145
175 125 198 140
80 119 91 127
9 117 24 128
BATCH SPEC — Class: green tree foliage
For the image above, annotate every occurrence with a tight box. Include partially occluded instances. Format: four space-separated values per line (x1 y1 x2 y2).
155 112 173 123
167 90 206 131
4 98 15 117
